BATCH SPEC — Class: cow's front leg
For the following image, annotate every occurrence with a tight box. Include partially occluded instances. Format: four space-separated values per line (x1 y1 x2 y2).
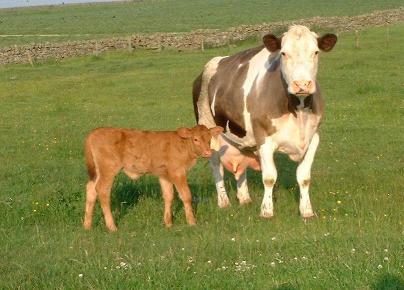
258 140 277 218
296 132 320 218
236 170 252 205
210 151 230 208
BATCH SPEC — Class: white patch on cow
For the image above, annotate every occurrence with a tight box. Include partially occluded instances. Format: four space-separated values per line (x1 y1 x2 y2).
258 138 278 218
210 88 217 116
270 109 320 162
296 132 319 218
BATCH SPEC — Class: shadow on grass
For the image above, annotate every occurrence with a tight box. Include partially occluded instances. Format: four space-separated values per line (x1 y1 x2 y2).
111 173 160 224
111 172 217 225
372 273 404 290
271 284 298 290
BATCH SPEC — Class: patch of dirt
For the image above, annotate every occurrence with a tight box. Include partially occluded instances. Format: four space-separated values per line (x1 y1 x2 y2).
0 7 403 65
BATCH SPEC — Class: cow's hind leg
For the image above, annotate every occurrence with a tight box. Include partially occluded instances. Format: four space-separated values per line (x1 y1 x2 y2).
236 170 252 205
258 140 277 218
297 132 319 218
210 151 230 208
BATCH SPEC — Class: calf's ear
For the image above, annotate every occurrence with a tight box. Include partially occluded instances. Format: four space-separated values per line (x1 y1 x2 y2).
318 33 337 52
209 126 224 137
177 127 192 139
263 34 281 52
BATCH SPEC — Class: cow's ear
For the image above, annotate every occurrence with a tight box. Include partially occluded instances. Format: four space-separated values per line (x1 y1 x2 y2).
177 127 192 139
209 126 223 137
318 33 337 52
263 34 281 52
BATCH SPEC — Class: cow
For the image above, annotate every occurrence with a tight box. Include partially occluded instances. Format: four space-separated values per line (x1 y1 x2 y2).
193 25 337 218
83 124 223 231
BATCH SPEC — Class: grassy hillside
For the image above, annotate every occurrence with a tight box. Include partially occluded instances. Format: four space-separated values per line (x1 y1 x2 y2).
0 24 403 288
0 0 403 47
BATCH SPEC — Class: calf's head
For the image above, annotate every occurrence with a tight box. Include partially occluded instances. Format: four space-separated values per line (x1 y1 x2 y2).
177 125 223 158
263 25 337 97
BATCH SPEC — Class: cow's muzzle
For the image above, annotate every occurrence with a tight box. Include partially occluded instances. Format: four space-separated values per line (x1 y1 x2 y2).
290 80 315 97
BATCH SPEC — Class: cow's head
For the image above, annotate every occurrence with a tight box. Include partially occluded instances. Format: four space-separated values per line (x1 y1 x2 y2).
263 25 337 97
177 125 223 158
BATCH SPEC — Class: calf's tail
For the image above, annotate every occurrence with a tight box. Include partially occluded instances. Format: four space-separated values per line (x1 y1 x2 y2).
84 138 97 181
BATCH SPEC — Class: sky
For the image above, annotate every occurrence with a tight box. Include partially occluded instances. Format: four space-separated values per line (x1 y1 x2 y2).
0 0 123 9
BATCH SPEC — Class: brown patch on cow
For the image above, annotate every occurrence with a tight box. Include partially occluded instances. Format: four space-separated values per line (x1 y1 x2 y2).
209 45 264 138
302 179 310 187
83 125 223 231
263 34 282 52
247 57 288 145
263 178 275 187
318 33 337 52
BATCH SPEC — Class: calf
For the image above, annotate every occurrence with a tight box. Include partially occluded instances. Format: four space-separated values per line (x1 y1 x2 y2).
83 124 223 231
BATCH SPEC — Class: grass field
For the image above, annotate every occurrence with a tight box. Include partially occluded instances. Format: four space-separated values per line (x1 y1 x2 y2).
0 23 403 289
0 0 403 47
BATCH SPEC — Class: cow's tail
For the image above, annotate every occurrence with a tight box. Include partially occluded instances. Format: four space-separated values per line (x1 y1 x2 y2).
195 56 224 129
84 135 97 182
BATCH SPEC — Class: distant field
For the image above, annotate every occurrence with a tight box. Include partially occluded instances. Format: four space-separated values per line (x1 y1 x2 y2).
0 0 403 47
0 24 403 288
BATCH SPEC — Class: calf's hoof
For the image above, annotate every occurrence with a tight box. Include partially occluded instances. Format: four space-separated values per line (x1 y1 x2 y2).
218 194 231 208
106 223 118 232
164 223 173 228
83 221 92 230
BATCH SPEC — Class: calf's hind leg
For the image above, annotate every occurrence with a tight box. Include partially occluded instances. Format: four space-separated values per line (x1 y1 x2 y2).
83 180 97 230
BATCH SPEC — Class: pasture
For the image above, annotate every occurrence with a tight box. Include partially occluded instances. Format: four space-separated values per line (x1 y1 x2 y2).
0 0 403 47
0 23 403 289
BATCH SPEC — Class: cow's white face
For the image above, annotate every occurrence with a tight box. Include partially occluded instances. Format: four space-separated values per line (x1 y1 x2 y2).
263 25 337 97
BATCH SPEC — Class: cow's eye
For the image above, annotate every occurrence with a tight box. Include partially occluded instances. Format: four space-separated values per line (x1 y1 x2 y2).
281 52 286 56
193 138 199 142
314 51 319 55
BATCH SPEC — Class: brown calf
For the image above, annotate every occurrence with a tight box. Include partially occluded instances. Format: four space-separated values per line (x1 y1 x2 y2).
83 124 223 231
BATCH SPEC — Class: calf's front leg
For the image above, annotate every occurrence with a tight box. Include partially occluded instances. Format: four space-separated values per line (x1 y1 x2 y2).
159 177 175 227
171 173 196 226
258 139 277 218
296 132 319 218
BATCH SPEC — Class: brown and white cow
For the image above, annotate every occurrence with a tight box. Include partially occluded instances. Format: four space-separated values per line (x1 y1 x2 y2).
193 25 337 218
83 125 223 231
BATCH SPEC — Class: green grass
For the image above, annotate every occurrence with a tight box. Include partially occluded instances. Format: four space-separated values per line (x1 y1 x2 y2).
0 0 403 47
0 24 403 289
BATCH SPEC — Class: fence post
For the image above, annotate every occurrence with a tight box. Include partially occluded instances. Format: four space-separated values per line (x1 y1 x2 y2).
201 38 205 52
127 36 133 53
27 51 34 67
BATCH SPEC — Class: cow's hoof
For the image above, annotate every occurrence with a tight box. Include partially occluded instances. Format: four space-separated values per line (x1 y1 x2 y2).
218 194 231 208
238 195 252 205
300 208 315 219
260 208 274 218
